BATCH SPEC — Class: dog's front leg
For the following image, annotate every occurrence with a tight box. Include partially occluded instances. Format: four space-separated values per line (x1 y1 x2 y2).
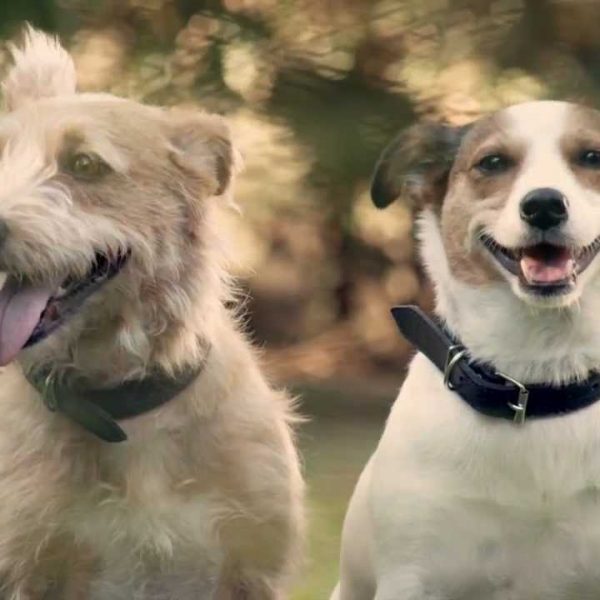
0 536 92 600
0 537 59 600
373 569 445 600
334 570 442 600
214 574 286 600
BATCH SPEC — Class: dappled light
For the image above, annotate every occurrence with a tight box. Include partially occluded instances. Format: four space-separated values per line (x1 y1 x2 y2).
5 0 592 385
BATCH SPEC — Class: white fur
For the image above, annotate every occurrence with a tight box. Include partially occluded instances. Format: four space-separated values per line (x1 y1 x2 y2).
333 101 600 599
3 25 76 110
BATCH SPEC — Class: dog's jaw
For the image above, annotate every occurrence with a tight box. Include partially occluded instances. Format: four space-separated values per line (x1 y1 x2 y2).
16 196 233 388
419 209 600 385
0 249 131 367
476 233 600 308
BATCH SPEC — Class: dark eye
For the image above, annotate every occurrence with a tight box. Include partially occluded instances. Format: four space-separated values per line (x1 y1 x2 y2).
576 149 600 169
474 153 512 175
66 152 111 179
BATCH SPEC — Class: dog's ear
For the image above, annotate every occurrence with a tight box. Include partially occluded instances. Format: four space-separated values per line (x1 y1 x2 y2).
2 24 76 111
168 110 241 198
371 123 470 209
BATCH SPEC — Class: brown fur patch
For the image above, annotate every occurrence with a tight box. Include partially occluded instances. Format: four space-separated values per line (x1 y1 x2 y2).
371 113 527 285
371 123 470 210
168 108 234 197
562 105 600 193
442 113 522 285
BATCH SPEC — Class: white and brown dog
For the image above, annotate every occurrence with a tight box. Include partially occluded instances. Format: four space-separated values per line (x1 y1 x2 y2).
332 101 600 599
0 27 303 599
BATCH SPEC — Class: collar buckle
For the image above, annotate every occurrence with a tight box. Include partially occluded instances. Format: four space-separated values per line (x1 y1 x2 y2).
41 372 59 412
498 371 530 424
443 344 468 390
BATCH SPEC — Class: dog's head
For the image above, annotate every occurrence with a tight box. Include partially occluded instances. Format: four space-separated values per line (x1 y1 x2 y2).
0 27 238 377
373 101 600 310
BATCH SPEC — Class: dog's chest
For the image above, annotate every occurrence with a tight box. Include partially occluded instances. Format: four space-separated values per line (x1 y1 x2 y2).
373 355 600 597
407 491 600 599
375 468 600 598
63 449 226 598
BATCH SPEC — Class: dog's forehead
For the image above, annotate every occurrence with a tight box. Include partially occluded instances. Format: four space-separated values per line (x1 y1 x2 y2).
463 101 600 151
0 94 163 141
501 101 570 141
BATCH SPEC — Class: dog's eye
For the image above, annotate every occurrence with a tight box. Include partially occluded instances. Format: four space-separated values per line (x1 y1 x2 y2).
66 152 111 179
474 153 512 175
577 149 600 169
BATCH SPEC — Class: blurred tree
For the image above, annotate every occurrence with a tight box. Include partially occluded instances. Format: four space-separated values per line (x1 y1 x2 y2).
3 0 599 382
0 0 59 36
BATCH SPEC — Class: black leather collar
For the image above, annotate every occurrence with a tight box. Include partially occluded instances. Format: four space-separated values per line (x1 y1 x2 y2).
25 350 210 443
392 305 600 423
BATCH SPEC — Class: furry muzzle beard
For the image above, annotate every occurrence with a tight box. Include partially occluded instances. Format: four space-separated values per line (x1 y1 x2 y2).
0 249 130 366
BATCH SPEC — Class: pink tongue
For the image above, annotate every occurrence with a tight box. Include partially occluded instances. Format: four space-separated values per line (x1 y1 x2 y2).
0 277 54 366
520 250 574 285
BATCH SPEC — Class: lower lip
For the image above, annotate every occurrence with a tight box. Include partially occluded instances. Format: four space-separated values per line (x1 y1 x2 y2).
480 237 586 295
24 250 130 348
519 279 574 296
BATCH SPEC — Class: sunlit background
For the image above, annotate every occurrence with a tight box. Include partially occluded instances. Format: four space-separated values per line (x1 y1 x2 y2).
1 1 599 596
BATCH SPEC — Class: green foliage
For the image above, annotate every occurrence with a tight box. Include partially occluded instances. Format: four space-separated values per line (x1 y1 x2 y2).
0 0 58 36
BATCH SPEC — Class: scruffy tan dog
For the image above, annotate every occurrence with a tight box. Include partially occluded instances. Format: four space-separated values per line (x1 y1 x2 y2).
0 26 303 600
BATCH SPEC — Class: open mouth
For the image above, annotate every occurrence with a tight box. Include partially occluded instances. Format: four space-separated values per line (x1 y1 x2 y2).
0 249 130 367
480 234 600 296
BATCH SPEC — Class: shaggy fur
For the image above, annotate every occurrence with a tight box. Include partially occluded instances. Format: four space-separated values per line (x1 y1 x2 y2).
332 101 600 599
0 26 303 599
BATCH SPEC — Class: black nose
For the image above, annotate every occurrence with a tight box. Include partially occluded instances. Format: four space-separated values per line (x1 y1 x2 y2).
520 188 568 230
0 221 8 248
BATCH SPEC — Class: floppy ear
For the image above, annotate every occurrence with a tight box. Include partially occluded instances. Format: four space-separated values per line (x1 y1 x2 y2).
168 110 241 198
370 123 470 209
2 24 76 111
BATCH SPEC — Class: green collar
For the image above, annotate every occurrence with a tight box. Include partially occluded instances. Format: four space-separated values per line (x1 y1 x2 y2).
25 352 209 443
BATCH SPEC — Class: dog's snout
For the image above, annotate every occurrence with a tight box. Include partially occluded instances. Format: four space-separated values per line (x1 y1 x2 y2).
0 220 8 248
519 188 568 231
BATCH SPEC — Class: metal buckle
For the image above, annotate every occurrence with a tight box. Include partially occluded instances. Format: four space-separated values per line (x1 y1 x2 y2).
41 372 58 412
443 344 467 390
497 371 529 425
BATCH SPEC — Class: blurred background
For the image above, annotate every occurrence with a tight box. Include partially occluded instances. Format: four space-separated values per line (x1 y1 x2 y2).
1 0 599 596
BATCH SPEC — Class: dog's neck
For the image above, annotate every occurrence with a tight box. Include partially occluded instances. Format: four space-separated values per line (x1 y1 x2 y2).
419 210 600 385
22 300 222 388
